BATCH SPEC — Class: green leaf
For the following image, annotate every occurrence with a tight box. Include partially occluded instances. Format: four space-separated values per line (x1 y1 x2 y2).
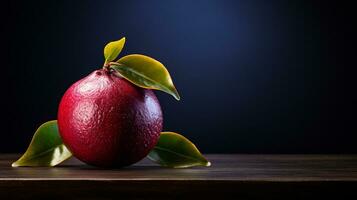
104 37 126 64
12 120 72 167
111 54 180 100
147 132 210 168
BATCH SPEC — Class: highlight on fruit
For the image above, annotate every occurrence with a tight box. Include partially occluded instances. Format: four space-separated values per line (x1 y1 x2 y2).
12 37 210 168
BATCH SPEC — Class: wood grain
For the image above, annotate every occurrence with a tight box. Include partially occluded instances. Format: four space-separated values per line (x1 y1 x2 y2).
1 154 357 199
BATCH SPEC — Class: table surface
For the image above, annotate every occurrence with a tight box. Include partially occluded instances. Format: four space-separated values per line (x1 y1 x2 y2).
1 154 357 199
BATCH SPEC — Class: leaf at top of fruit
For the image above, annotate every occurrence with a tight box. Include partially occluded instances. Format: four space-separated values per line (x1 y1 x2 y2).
147 132 210 168
104 37 126 64
110 54 180 100
12 120 72 167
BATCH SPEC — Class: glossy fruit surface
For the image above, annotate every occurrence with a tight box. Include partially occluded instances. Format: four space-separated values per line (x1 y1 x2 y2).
58 69 163 167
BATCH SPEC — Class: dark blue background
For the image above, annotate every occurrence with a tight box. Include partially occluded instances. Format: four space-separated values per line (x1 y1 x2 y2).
2 0 355 153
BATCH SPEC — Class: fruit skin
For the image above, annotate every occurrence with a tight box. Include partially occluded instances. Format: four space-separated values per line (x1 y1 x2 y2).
57 69 163 167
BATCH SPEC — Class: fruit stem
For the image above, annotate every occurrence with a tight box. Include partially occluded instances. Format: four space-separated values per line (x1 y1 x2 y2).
103 62 121 73
103 61 110 71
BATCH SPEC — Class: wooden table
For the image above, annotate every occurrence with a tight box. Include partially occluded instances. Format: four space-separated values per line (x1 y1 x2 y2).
1 154 357 199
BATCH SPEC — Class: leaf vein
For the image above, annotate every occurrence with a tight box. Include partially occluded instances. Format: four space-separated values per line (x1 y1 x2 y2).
153 146 206 164
18 144 66 164
112 64 173 94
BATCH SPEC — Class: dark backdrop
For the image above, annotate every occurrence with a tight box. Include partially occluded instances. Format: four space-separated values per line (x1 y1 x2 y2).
1 0 355 153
